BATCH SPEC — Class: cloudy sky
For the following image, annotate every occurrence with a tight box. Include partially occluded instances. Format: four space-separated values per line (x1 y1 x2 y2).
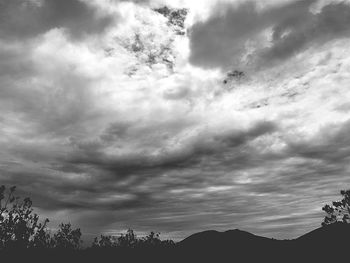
1 0 350 241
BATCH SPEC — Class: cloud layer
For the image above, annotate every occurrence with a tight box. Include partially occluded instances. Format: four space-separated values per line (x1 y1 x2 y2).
1 0 350 241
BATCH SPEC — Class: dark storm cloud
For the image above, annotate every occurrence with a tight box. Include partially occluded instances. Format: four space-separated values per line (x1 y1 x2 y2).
189 0 315 69
65 120 278 175
0 164 158 212
0 120 278 214
261 2 350 63
0 0 114 40
10 117 346 219
23 121 280 231
189 0 350 70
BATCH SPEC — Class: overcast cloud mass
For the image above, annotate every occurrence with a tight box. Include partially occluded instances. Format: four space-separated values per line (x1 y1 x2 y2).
1 0 350 241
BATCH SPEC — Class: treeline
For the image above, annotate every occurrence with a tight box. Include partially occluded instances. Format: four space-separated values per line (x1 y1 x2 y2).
0 186 174 250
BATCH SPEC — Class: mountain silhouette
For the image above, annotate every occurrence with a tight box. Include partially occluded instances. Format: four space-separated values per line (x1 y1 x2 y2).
297 222 350 243
176 224 350 263
179 229 276 250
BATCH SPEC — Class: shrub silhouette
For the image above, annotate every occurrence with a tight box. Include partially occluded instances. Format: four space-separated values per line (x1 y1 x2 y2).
92 230 175 249
118 229 139 248
139 232 175 248
92 229 142 248
322 189 350 226
0 185 50 249
92 234 118 248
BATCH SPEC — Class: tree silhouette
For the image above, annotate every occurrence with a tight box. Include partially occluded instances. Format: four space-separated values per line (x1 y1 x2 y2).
0 185 50 249
322 189 350 226
52 223 82 249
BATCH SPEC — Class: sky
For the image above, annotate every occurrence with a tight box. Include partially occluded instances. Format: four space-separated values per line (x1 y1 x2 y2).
1 0 350 242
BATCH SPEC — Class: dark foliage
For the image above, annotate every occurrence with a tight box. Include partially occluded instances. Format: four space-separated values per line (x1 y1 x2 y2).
52 223 82 249
322 189 350 226
0 185 82 250
0 185 50 249
92 229 175 249
92 234 118 249
140 231 175 248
